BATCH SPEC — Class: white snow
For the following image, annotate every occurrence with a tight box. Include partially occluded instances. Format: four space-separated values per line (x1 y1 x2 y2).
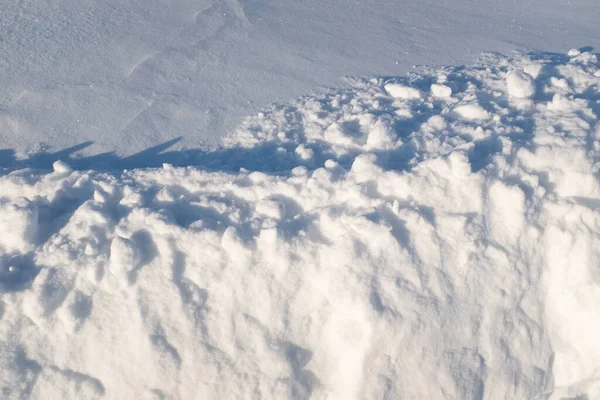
506 69 537 98
454 104 491 120
384 83 422 100
1 51 600 399
0 198 38 254
52 160 73 175
1 0 599 159
430 83 453 98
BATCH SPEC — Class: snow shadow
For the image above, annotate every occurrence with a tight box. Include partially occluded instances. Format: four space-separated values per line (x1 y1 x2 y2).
0 126 523 176
0 252 38 292
0 137 416 175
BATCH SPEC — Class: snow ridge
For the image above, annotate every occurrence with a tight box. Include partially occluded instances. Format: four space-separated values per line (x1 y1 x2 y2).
1 50 600 399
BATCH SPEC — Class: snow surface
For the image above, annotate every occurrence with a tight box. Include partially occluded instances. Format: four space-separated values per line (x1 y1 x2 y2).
1 50 600 399
1 0 599 159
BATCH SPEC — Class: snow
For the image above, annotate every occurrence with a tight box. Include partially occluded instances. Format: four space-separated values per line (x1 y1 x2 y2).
52 161 73 175
2 0 600 397
0 198 38 254
384 83 422 100
454 104 491 121
1 0 600 159
1 50 600 398
430 83 453 98
506 69 537 98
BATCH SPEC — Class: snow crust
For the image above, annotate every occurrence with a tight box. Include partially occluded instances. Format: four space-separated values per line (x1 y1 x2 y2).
1 51 600 399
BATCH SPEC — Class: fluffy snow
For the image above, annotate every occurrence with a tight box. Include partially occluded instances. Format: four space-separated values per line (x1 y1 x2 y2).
1 50 600 399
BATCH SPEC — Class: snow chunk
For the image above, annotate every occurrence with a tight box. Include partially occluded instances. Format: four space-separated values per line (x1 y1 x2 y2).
384 83 422 100
53 160 73 174
448 151 471 177
506 69 536 98
324 159 339 169
295 144 314 163
430 84 452 98
351 153 381 182
454 104 491 120
366 120 396 149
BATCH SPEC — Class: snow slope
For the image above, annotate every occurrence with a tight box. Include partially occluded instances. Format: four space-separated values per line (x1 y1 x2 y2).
1 0 599 159
1 50 600 399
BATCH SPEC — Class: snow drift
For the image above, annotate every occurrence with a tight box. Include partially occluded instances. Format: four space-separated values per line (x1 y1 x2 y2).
1 50 600 399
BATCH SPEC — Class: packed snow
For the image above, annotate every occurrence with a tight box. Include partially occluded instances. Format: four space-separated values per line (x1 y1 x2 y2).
1 50 600 399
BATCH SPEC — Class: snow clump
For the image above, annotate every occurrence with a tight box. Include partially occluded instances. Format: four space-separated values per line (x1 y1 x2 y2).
506 68 536 98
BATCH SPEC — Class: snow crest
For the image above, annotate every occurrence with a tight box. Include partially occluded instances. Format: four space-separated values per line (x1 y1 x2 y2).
1 51 600 399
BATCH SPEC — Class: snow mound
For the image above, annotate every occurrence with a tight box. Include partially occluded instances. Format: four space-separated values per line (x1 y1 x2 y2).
1 51 600 399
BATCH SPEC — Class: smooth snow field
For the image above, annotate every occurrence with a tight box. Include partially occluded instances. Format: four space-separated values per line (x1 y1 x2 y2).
2 1 600 400
2 49 600 399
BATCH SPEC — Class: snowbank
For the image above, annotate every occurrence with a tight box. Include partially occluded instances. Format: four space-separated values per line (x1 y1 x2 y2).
1 50 600 399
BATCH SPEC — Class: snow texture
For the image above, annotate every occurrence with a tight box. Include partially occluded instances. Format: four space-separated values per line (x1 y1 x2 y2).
1 51 600 399
0 0 599 158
